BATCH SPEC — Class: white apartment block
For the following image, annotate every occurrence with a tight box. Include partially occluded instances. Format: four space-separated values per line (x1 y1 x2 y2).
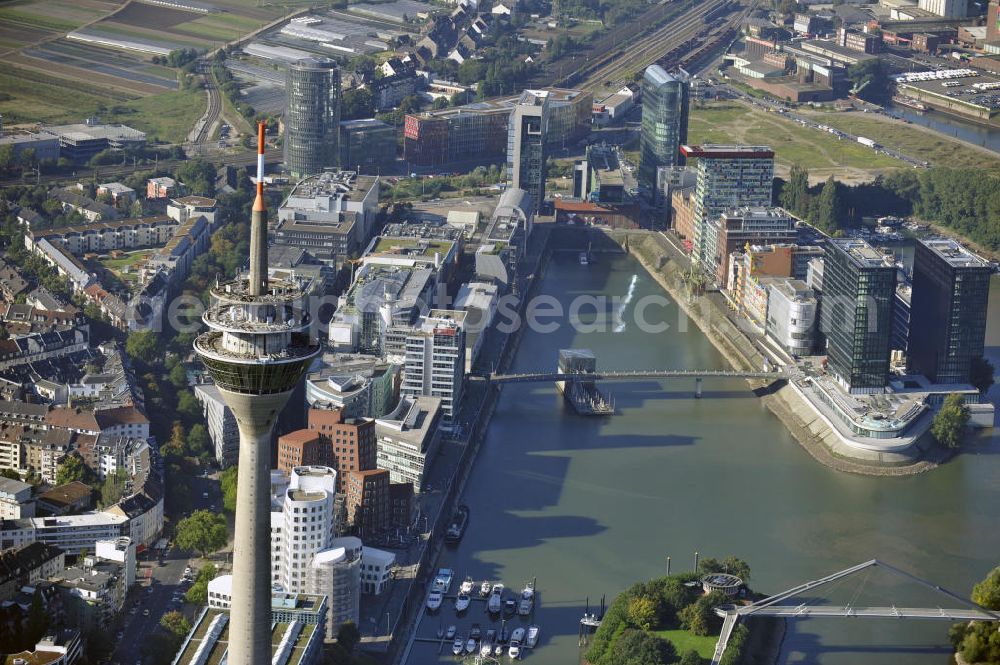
400 310 466 424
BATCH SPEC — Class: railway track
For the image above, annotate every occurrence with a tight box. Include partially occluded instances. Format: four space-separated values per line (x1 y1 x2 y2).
575 0 729 89
192 60 223 146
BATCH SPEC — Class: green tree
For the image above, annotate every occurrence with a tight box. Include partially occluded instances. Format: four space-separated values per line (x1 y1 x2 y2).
606 629 676 665
174 159 216 197
220 466 238 512
847 58 891 103
341 87 374 120
160 611 192 639
169 363 188 389
188 424 211 459
337 621 361 652
931 393 971 448
24 589 48 647
812 176 844 233
678 650 702 665
0 468 21 481
699 555 751 581
126 331 161 364
780 163 810 217
175 510 228 557
678 591 727 636
178 390 202 424
184 563 218 605
626 596 658 630
972 564 1000 610
970 356 995 395
98 468 128 508
56 452 95 486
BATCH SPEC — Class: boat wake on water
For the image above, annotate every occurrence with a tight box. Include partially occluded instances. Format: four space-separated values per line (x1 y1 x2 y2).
614 274 638 333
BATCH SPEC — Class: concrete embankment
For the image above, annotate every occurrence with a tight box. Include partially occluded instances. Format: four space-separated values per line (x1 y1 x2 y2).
612 229 942 477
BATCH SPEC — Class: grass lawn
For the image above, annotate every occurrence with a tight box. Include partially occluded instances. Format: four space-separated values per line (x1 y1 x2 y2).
688 102 904 177
99 249 153 271
797 110 1000 174
652 629 717 661
0 66 132 123
106 87 207 143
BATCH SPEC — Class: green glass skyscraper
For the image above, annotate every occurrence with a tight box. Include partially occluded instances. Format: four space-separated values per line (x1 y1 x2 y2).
638 65 689 199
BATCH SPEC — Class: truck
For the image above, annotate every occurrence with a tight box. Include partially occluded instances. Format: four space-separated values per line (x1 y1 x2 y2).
857 136 878 148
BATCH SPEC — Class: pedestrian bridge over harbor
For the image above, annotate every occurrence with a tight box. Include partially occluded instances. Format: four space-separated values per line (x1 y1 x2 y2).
710 559 1000 665
472 368 788 384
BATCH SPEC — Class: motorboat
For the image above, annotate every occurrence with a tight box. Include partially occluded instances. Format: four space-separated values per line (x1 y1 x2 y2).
508 642 521 659
444 505 469 545
488 584 505 614
459 576 475 595
480 638 493 658
518 583 534 616
498 624 509 644
426 590 443 612
433 568 455 594
494 644 504 657
579 251 589 265
510 627 525 644
504 594 517 615
465 638 476 655
446 625 457 640
480 580 492 597
525 625 539 648
485 630 496 646
455 593 471 612
470 623 482 641
452 638 464 656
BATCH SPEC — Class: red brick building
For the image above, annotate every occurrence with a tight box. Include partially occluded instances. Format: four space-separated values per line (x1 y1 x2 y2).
276 430 330 472
306 408 376 493
346 469 389 537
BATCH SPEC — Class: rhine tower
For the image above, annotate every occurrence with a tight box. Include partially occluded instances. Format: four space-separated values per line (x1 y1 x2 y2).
194 122 320 664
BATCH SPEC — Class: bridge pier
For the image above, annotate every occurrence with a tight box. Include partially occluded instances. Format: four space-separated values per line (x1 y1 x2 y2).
695 377 703 399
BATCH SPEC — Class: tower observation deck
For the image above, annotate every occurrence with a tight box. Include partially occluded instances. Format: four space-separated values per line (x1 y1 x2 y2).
194 122 320 664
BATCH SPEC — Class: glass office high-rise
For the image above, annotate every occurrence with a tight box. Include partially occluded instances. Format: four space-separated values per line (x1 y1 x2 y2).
638 65 689 198
286 57 341 178
507 90 549 214
820 238 896 394
908 237 991 384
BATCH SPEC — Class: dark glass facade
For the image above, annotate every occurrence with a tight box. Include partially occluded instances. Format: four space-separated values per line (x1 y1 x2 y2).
821 240 896 393
285 58 341 178
638 65 689 197
908 239 991 384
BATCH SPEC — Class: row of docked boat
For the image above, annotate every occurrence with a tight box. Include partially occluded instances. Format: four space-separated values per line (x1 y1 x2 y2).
447 624 540 658
487 580 534 617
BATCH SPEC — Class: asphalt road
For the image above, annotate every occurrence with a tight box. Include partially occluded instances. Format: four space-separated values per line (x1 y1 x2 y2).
111 470 224 665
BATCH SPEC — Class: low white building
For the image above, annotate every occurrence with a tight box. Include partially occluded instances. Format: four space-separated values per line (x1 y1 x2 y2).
308 536 363 637
765 278 817 357
361 546 395 595
95 536 137 590
0 476 35 519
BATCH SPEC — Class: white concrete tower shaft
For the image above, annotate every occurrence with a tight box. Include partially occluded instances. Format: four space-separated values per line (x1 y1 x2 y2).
194 119 320 665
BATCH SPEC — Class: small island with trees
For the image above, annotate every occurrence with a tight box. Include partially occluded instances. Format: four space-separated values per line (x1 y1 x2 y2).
585 556 779 665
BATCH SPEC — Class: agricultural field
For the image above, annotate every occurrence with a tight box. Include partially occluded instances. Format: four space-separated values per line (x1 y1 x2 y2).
0 0 121 51
89 0 283 51
688 102 904 182
0 63 204 143
19 38 178 93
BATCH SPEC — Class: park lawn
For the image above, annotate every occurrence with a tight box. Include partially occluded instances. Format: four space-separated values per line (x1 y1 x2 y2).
689 102 905 174
797 110 1000 174
100 250 152 271
106 87 207 143
652 629 717 661
0 66 132 124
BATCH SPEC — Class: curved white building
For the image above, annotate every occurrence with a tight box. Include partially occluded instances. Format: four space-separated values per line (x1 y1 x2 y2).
308 537 362 637
271 466 338 594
